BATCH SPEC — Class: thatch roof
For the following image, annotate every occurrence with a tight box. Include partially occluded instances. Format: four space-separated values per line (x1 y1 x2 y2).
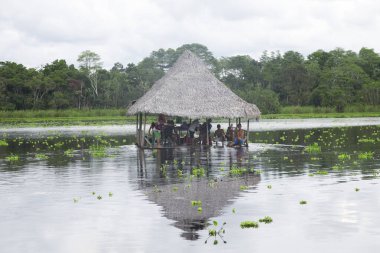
127 50 261 119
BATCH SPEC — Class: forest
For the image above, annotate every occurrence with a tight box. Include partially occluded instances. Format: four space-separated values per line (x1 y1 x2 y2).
1 43 380 114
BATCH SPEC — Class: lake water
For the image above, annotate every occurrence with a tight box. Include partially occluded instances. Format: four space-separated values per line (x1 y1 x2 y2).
1 120 380 253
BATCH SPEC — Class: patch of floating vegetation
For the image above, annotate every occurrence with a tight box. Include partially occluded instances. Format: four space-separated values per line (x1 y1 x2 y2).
240 185 248 191
358 151 374 159
258 216 273 224
338 153 351 160
315 170 329 175
5 154 19 162
205 220 227 245
240 221 259 229
191 166 205 177
64 149 75 157
305 143 321 153
89 145 108 158
0 139 9 146
358 138 376 144
299 200 307 205
35 153 48 160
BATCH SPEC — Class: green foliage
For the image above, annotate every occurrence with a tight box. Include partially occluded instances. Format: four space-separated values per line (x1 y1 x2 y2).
1 45 380 112
358 151 374 159
258 216 273 224
0 140 8 146
299 200 307 205
240 221 259 229
305 143 321 153
35 154 48 160
191 166 205 177
5 154 19 162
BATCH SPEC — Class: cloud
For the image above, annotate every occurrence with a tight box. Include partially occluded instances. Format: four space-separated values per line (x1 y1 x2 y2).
0 0 379 68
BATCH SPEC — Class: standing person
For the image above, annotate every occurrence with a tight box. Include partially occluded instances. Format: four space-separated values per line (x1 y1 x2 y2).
214 124 226 146
233 123 245 147
148 122 156 146
152 123 161 148
188 119 199 145
226 124 234 146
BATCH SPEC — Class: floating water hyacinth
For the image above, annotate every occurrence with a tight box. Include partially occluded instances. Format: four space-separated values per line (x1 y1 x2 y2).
299 200 307 205
5 154 19 162
240 221 259 229
259 216 273 224
0 140 8 146
35 153 48 160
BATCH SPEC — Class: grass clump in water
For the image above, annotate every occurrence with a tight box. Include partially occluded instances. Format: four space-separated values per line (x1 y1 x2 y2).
305 143 321 153
315 170 328 175
240 185 248 191
191 166 205 177
35 153 48 160
299 200 307 205
240 221 259 229
338 153 351 160
358 151 374 159
258 216 273 224
89 145 108 158
5 154 19 162
0 140 8 146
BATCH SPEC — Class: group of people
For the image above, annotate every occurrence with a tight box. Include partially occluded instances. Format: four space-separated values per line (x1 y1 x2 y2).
147 114 246 147
214 123 246 147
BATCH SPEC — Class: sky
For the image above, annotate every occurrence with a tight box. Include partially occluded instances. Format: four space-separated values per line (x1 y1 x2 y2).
0 0 380 69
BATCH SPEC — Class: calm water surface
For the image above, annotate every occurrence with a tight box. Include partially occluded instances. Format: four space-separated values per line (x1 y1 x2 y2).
1 124 380 253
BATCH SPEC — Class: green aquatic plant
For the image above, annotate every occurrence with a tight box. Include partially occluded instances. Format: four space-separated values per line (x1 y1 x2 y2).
0 140 8 146
89 145 108 158
64 149 75 157
73 197 80 203
305 143 321 153
358 151 374 160
258 216 273 224
240 185 248 191
267 185 272 189
331 164 343 170
355 188 360 192
35 153 48 160
191 200 202 207
338 153 351 160
240 221 259 229
191 166 205 177
315 170 328 175
205 221 226 245
299 200 307 205
230 166 248 176
172 186 178 192
5 154 19 162
232 208 236 214
358 138 375 144
108 192 113 197
197 207 203 213
97 195 102 200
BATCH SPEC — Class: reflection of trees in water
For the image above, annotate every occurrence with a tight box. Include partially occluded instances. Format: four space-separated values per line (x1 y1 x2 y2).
136 146 260 241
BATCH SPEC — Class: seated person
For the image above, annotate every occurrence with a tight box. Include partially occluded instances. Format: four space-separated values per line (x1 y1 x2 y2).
233 123 245 147
226 124 234 142
214 124 226 144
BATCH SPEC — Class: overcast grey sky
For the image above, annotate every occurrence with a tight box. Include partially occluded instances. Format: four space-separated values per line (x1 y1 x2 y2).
1 0 379 68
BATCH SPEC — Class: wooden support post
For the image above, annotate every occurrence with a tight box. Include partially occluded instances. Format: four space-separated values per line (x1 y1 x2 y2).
138 112 143 147
246 119 250 147
206 124 209 146
143 113 147 147
238 117 241 125
228 118 230 127
135 114 139 145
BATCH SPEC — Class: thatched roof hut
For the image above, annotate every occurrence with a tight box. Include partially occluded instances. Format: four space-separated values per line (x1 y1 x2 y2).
127 50 261 119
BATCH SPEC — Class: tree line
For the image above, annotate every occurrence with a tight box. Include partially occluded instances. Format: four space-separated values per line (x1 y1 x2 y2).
1 43 380 114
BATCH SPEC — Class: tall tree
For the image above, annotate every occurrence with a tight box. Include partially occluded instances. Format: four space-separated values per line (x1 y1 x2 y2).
77 50 103 97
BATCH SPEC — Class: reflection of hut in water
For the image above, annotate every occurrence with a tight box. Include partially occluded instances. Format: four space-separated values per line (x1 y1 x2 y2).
127 50 261 148
144 175 260 241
